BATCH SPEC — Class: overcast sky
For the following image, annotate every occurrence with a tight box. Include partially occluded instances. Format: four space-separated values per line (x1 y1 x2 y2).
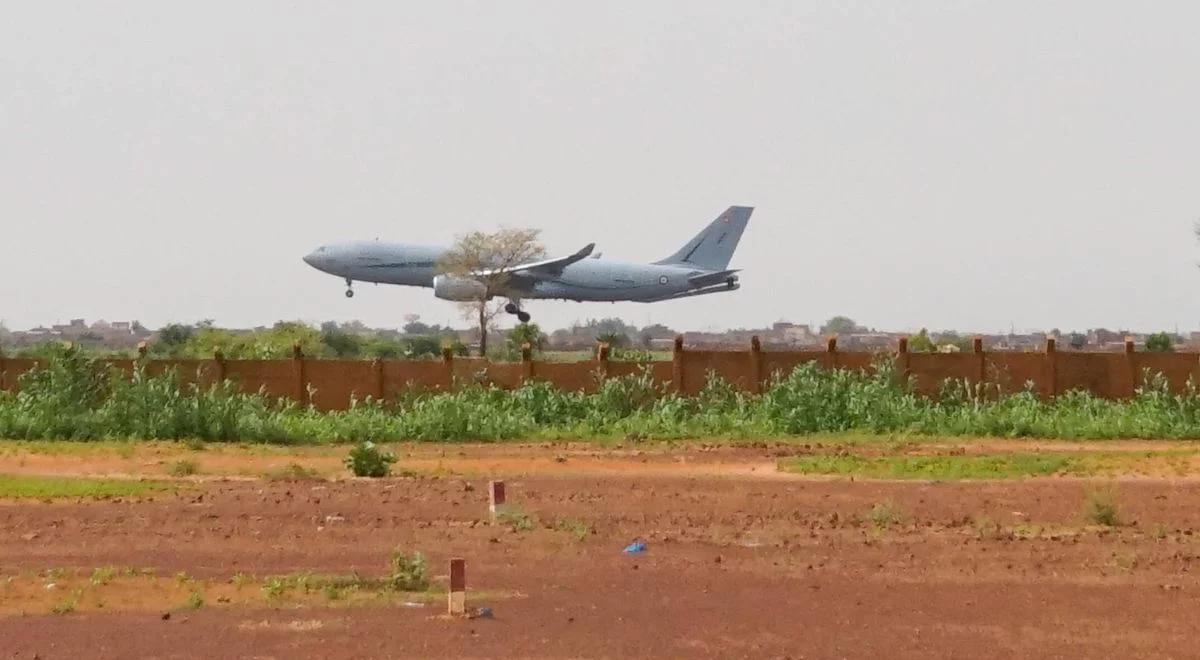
2 2 1198 334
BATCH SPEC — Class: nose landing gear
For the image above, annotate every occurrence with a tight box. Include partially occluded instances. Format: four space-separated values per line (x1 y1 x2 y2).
504 301 531 324
345 278 355 298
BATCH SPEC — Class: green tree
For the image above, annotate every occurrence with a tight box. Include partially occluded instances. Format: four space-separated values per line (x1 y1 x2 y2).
597 331 630 348
153 323 195 356
820 316 864 335
1067 332 1087 350
908 328 935 353
507 323 544 352
320 326 363 358
1145 332 1176 352
437 228 546 357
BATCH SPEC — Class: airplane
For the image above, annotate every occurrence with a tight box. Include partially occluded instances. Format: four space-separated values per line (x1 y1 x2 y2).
302 206 752 323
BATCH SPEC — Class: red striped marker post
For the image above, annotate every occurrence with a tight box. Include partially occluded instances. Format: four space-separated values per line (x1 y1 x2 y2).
488 480 506 519
448 558 466 616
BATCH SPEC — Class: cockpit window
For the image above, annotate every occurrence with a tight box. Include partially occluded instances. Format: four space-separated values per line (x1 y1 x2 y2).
317 246 327 252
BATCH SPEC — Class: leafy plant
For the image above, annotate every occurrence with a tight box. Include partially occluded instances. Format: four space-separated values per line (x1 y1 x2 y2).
387 551 428 591
344 441 397 477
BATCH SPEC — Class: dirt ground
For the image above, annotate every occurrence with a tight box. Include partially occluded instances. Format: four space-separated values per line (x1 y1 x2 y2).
3 440 1200 659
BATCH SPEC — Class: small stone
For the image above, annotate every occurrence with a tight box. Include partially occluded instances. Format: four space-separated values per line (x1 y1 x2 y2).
161 612 171 621
20 532 39 541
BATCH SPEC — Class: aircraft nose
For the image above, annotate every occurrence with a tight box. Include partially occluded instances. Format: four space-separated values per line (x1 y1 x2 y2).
303 248 327 269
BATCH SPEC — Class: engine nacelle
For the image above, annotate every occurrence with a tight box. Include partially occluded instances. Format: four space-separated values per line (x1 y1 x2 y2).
433 274 487 301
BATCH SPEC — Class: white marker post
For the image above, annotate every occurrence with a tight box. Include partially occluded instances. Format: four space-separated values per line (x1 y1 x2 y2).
448 558 466 617
488 480 506 519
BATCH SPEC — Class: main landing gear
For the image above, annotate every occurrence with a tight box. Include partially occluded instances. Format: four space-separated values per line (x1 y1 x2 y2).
504 301 531 324
345 278 354 298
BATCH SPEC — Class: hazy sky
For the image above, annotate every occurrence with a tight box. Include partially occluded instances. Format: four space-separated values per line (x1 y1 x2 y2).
3 2 1198 334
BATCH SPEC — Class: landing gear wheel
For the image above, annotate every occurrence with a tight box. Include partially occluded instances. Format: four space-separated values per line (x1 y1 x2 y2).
517 311 531 323
345 278 354 298
504 302 519 314
345 289 354 298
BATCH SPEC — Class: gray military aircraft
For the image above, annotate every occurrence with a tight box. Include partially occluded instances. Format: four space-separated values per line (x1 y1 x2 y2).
303 206 752 322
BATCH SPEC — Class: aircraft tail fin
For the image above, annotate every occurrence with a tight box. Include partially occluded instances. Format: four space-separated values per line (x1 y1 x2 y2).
655 206 752 271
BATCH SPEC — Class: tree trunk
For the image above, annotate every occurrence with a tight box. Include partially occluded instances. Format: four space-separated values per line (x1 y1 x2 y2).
477 300 488 358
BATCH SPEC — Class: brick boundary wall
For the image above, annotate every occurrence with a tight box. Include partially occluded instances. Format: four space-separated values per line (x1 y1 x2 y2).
2 337 1198 411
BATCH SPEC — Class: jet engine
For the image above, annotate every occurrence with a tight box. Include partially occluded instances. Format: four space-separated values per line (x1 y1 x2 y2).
433 274 487 301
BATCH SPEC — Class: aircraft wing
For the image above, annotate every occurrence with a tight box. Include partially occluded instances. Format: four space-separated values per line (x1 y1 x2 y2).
471 243 595 278
686 269 740 288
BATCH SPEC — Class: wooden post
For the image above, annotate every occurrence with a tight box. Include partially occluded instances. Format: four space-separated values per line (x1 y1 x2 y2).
521 343 534 383
827 336 838 370
973 336 985 386
672 335 685 393
488 480 506 518
448 558 466 616
896 336 908 384
749 336 763 394
1124 336 1137 398
442 345 454 390
0 345 6 392
595 342 611 380
292 342 308 407
373 358 385 401
1045 338 1057 398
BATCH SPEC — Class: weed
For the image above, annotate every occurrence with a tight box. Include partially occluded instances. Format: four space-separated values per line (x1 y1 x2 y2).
387 551 428 591
169 459 200 477
231 572 250 589
51 599 76 615
1113 551 1139 571
174 571 192 584
1084 487 1121 527
496 505 537 532
973 516 1000 539
90 566 117 586
869 502 901 530
554 517 592 541
182 437 207 451
262 577 289 601
322 584 344 601
185 590 204 610
344 441 397 478
1152 523 1169 540
265 462 321 481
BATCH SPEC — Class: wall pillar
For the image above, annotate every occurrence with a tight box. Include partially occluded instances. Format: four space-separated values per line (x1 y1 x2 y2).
292 343 308 406
749 335 763 394
1045 338 1057 398
672 335 685 393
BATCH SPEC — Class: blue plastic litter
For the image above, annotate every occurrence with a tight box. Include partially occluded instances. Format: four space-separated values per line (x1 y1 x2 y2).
623 541 647 554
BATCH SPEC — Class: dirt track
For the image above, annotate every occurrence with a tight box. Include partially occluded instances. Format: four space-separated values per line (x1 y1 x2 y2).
3 442 1200 659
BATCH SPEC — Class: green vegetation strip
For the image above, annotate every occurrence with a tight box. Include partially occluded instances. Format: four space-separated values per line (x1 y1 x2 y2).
781 450 1200 480
14 345 1200 442
0 474 173 499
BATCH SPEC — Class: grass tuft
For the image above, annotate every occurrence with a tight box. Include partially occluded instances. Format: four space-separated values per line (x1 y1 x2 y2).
1084 486 1121 527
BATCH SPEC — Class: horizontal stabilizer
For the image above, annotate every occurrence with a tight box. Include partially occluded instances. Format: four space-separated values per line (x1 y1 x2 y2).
687 269 740 289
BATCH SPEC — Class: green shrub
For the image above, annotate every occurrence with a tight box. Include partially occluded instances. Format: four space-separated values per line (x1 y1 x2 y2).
387 551 428 591
344 441 397 477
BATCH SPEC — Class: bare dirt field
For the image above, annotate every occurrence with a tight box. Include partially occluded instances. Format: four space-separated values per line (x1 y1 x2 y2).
3 439 1200 659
